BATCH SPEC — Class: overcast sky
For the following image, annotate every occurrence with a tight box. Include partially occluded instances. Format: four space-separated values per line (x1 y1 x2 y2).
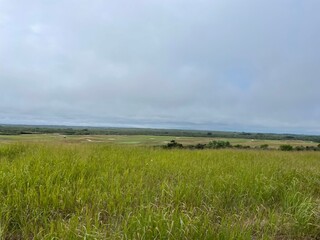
0 0 319 134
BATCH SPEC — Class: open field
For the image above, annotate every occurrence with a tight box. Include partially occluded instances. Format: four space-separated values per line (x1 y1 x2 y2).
0 141 320 239
2 125 320 144
0 134 318 149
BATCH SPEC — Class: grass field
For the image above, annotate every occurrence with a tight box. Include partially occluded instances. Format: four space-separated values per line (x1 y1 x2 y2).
0 134 318 148
0 141 320 239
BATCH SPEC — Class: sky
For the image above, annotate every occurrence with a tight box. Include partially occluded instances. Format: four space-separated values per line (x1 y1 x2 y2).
0 0 320 134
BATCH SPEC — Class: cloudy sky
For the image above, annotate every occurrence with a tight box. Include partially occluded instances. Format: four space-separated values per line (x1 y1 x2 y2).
0 0 319 134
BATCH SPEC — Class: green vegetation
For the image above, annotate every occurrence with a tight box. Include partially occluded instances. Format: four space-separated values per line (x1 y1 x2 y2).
207 140 231 149
165 140 320 152
1 124 320 143
164 140 183 149
279 145 294 151
0 142 320 239
2 134 320 149
260 144 269 149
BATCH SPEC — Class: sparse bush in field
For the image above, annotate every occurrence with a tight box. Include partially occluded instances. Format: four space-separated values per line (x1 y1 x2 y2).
279 144 293 151
233 144 251 149
207 140 231 149
295 146 306 151
306 146 318 151
286 145 320 151
187 143 207 150
233 144 243 148
164 140 183 149
260 144 269 149
195 143 206 149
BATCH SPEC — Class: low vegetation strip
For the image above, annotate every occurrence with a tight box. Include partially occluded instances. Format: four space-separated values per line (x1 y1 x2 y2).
0 143 319 239
164 139 320 151
1 124 320 143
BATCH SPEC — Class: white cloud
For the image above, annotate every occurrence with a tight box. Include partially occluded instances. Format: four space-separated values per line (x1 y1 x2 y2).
29 23 43 34
0 0 319 134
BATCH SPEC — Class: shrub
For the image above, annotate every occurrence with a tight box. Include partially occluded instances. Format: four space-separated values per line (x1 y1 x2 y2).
295 146 305 151
207 140 231 149
195 143 206 149
233 144 243 149
233 144 251 149
165 140 183 149
260 144 269 149
306 146 318 151
279 145 293 151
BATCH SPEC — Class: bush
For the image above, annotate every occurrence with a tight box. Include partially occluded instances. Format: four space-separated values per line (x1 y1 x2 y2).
165 140 183 149
306 146 318 151
207 140 231 149
233 144 251 149
295 146 305 151
279 145 293 151
195 143 206 149
260 144 269 149
233 144 243 149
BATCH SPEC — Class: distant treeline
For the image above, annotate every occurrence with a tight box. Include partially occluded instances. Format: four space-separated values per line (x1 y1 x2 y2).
1 124 320 143
164 140 320 151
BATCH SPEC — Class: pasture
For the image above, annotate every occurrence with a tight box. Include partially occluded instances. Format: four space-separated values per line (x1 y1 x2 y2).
0 140 319 239
0 134 318 149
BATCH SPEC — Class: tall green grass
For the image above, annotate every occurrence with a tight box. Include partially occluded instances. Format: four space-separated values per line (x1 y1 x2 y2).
0 143 319 239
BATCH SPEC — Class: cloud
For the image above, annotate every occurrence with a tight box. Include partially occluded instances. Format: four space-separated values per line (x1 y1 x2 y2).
0 0 320 134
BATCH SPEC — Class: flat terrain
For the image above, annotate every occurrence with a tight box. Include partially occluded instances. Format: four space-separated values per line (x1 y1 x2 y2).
0 134 318 148
0 140 319 239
